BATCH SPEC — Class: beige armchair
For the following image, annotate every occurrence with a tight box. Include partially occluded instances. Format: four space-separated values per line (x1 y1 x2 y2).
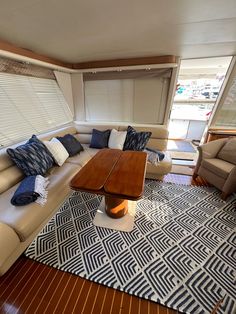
193 137 236 200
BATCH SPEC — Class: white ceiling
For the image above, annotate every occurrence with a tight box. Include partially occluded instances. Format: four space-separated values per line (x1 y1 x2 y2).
0 0 236 63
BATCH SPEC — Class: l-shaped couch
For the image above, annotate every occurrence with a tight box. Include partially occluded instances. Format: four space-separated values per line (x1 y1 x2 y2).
0 122 172 275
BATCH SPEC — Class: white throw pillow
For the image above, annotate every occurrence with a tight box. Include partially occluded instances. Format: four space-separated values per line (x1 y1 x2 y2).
43 138 69 166
108 129 127 150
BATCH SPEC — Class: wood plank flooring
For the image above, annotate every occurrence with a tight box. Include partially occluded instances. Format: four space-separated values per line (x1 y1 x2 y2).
0 174 208 314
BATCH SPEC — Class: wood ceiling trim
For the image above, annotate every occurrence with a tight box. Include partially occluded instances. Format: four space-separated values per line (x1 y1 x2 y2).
0 39 177 70
72 55 177 69
0 39 72 69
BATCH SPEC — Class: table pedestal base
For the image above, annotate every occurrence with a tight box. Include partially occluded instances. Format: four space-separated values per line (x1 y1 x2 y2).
105 196 128 219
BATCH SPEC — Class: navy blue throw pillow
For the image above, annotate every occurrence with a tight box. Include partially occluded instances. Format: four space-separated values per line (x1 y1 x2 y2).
90 129 111 149
57 134 84 156
7 135 54 176
123 126 152 151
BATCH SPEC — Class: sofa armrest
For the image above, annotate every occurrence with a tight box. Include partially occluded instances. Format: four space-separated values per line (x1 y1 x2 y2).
0 222 20 276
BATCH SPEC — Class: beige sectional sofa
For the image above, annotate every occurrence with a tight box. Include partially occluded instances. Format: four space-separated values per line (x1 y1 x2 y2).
0 122 171 275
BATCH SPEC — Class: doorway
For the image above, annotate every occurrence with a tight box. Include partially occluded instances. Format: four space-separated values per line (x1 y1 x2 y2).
168 56 232 175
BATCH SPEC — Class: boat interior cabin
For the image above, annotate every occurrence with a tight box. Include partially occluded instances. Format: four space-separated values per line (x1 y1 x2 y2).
0 1 236 313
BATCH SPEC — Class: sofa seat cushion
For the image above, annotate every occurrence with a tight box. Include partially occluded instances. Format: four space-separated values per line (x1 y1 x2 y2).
201 158 234 179
83 144 100 157
65 144 99 166
146 151 172 176
66 149 92 167
0 162 81 241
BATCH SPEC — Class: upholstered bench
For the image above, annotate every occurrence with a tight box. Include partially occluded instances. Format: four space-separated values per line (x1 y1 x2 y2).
0 123 172 275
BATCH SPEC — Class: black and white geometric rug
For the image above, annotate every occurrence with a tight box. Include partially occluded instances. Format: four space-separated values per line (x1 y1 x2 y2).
25 181 236 314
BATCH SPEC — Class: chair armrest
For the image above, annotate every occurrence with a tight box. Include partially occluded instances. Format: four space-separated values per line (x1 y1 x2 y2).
194 138 227 175
223 166 236 195
197 138 227 159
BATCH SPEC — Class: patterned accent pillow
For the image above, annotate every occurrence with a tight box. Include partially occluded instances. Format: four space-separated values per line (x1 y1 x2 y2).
123 126 152 151
90 129 111 149
57 134 84 156
7 135 54 176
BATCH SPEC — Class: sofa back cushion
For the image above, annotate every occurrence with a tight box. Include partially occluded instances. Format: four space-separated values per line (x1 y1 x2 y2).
217 138 236 165
0 166 24 194
75 123 169 151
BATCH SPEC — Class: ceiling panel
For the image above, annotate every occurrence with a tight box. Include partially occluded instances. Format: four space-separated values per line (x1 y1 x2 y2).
0 0 235 62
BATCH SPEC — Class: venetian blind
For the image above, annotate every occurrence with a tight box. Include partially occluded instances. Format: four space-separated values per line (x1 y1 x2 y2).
0 72 73 148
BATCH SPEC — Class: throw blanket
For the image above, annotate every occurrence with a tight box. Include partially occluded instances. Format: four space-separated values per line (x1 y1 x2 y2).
11 175 49 206
144 147 165 166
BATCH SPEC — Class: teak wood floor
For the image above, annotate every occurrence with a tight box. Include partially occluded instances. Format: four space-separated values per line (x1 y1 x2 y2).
0 174 209 314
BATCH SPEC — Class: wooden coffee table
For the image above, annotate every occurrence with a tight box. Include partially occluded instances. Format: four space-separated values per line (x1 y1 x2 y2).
70 149 147 218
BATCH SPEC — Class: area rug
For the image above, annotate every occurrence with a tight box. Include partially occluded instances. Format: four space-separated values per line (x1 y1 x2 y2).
25 181 236 314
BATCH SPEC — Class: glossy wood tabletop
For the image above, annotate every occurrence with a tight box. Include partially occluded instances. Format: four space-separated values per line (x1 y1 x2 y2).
70 149 147 200
70 149 122 191
104 151 147 199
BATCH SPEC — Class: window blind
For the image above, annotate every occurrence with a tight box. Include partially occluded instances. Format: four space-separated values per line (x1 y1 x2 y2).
84 78 169 124
0 73 73 148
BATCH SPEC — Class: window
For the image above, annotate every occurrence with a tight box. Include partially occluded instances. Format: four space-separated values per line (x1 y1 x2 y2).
0 73 73 147
214 76 236 127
